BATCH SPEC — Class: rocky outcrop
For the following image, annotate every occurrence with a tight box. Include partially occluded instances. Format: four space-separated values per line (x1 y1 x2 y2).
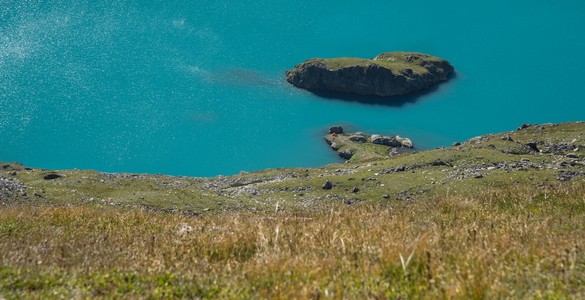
371 135 402 147
349 133 368 143
324 129 414 161
338 149 354 159
329 126 344 134
286 52 454 97
396 136 413 148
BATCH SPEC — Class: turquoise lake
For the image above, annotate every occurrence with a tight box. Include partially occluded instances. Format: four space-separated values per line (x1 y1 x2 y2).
1 1 585 176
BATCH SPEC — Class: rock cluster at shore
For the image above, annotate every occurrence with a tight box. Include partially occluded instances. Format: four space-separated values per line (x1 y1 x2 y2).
325 126 413 160
286 52 454 97
1 122 584 214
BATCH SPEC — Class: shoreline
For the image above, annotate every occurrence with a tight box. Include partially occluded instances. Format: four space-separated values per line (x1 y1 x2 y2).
4 121 581 178
2 121 584 213
2 121 585 298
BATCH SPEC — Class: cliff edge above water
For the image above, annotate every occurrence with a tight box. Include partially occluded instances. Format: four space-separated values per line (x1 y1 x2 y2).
286 52 454 97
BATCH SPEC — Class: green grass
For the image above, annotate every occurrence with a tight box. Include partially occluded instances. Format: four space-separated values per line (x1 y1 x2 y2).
1 183 584 298
314 57 430 75
1 121 584 298
308 52 451 75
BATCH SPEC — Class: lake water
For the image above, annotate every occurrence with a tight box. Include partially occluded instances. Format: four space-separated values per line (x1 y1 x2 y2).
1 1 585 176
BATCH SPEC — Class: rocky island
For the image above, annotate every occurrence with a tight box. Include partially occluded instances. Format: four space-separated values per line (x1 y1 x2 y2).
286 52 454 97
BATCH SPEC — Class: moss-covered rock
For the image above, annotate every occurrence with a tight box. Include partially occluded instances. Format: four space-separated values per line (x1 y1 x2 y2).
286 52 454 97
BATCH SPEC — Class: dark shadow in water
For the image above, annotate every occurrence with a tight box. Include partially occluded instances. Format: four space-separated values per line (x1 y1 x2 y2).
306 72 458 107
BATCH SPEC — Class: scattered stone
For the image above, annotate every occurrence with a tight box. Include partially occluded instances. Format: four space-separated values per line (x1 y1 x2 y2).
452 142 462 147
395 193 412 200
557 170 585 182
467 136 488 144
566 153 579 159
322 181 333 190
0 175 27 200
539 143 580 154
389 148 400 156
43 173 62 180
344 199 359 205
501 134 513 141
431 160 450 167
395 165 406 172
473 172 484 179
501 145 535 155
382 194 390 199
329 126 343 134
351 186 359 193
525 142 539 152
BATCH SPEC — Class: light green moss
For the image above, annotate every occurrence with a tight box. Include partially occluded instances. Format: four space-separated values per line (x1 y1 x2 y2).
314 57 429 75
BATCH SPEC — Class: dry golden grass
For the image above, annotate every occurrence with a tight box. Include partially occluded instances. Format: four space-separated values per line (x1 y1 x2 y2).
1 183 584 299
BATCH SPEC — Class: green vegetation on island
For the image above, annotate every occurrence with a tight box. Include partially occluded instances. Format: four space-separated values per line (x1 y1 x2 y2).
286 52 454 98
1 122 585 298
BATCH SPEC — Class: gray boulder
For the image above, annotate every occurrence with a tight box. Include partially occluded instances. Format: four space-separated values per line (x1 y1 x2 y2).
396 136 413 148
329 126 343 134
322 181 333 190
339 149 353 159
349 134 368 143
370 134 401 147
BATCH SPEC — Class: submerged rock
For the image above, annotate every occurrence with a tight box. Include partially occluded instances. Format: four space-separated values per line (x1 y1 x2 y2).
286 52 454 97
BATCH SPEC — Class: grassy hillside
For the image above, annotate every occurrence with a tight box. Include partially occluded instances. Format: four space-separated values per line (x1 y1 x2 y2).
1 122 584 298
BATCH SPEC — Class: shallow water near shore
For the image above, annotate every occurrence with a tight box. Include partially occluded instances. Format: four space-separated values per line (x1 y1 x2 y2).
1 1 585 176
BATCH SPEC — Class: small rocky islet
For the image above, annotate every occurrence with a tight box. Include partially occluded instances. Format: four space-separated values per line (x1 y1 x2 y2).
286 51 454 97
